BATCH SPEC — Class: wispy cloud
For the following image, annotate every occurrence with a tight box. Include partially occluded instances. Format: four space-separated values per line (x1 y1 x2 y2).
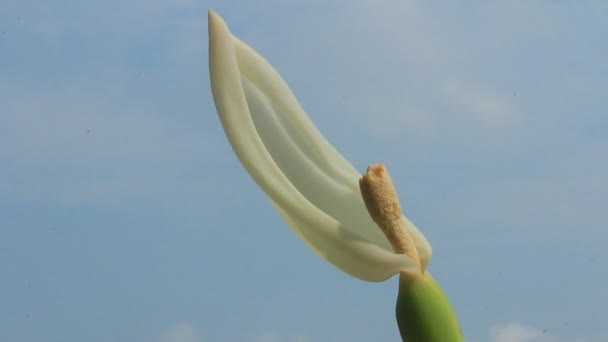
488 322 608 342
160 323 201 342
490 323 554 342
440 81 523 126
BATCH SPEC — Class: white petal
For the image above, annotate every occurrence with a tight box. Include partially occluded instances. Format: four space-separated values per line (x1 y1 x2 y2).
209 10 433 279
232 28 432 264
209 10 417 281
231 37 360 188
241 75 393 251
232 35 392 250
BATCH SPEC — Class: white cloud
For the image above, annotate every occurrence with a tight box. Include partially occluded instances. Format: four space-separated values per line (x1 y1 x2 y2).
490 323 554 342
160 323 201 342
488 322 608 342
440 81 523 126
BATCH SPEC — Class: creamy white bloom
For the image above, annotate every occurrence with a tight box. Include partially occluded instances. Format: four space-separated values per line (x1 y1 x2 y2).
208 10 431 281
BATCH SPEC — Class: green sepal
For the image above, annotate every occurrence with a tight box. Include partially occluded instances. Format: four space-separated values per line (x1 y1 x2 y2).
396 272 462 342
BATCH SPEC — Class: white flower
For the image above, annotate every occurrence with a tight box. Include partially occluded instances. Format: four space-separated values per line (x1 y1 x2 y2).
208 10 431 281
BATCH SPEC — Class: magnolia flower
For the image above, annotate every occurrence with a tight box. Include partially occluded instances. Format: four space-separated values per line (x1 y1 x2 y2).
208 10 463 341
208 10 431 282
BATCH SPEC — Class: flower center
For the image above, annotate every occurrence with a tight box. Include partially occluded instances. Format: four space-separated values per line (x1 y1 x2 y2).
359 163 422 272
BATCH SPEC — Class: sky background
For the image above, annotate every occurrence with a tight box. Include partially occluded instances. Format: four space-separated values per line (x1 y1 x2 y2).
1 0 607 341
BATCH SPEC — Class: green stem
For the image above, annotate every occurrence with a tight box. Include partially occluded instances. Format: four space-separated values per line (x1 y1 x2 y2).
396 272 462 342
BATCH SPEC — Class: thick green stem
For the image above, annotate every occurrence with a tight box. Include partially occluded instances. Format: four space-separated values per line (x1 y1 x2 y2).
396 272 462 342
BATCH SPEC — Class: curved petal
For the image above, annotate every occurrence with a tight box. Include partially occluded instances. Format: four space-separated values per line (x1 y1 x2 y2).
231 25 432 263
209 10 416 281
241 75 393 251
232 37 360 189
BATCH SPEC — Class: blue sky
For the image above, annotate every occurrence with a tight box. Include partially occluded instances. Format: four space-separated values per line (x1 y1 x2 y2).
1 1 607 341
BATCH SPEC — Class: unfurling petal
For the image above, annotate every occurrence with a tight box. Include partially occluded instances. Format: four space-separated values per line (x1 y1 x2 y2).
208 10 430 280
